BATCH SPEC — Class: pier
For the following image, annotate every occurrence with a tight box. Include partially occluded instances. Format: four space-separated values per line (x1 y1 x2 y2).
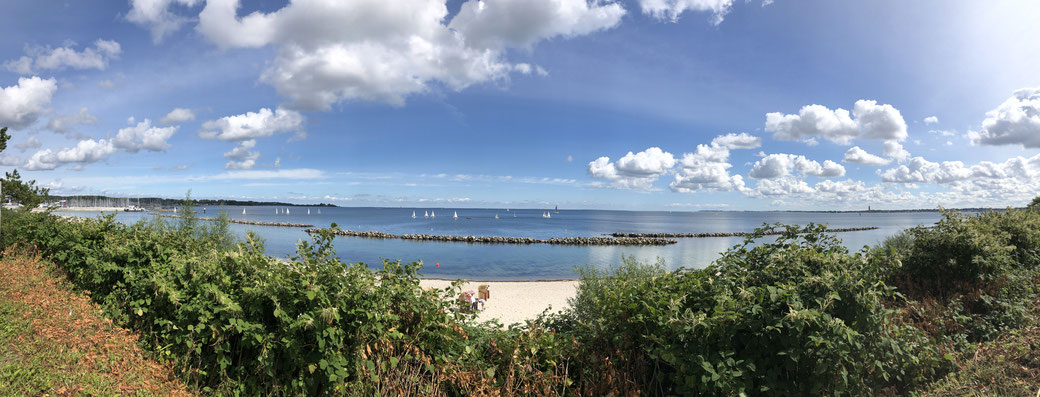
157 214 314 228
306 228 677 246
609 226 880 238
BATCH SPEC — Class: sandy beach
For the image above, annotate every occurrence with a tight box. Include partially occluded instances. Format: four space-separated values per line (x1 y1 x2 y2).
420 279 579 325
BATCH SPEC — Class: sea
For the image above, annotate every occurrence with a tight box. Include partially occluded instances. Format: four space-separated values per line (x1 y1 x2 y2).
54 207 955 281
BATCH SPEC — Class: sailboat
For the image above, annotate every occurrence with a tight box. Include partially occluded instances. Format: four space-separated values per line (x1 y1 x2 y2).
554 205 558 214
547 212 551 219
275 208 279 215
424 211 429 219
286 208 290 215
242 208 246 215
412 211 417 219
495 214 499 219
317 209 321 215
453 211 458 220
431 211 436 218
307 208 311 215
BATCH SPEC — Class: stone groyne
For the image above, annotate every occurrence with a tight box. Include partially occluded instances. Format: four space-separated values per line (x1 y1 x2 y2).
609 226 880 238
157 214 313 228
306 228 676 246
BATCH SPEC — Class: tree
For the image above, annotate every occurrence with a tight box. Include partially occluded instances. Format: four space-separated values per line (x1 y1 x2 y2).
0 127 49 210
2 170 48 210
1029 195 1040 210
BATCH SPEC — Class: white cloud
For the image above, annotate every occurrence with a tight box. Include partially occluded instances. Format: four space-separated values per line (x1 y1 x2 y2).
210 168 324 180
882 140 910 162
24 138 117 170
47 107 98 133
14 136 42 151
1 155 21 166
842 146 891 166
112 119 178 152
160 107 196 124
924 116 938 124
748 153 845 179
752 177 815 196
638 0 735 24
185 0 624 109
0 76 58 129
669 144 747 193
199 106 304 141
765 99 907 145
969 86 1040 148
3 39 121 74
587 147 675 190
880 157 977 184
127 0 203 43
710 132 761 149
223 139 259 169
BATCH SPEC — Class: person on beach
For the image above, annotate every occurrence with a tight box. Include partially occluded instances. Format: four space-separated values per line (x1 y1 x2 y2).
467 290 486 311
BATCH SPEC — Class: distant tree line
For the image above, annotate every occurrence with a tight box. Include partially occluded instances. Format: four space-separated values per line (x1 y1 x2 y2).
48 194 338 208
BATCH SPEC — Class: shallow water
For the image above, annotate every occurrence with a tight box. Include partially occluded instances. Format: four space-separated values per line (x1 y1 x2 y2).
55 207 952 280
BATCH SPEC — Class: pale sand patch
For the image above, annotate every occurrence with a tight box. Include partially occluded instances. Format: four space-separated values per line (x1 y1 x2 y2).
420 279 579 326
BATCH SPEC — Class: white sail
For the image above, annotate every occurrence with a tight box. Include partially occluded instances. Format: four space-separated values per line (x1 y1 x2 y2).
495 214 499 219
412 211 416 219
286 208 290 215
431 211 436 218
453 211 458 219
317 209 321 214
242 208 246 215
307 208 311 215
425 211 429 218
547 212 551 219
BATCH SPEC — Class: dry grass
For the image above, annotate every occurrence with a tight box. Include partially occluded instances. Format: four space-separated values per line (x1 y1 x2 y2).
0 249 192 396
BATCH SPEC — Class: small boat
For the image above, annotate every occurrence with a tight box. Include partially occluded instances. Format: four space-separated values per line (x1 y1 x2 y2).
453 211 458 220
307 208 311 215
425 211 429 218
547 212 551 219
317 209 321 214
554 205 558 214
431 211 436 218
495 214 499 219
412 211 416 219
275 208 278 215
286 208 290 215
242 208 246 215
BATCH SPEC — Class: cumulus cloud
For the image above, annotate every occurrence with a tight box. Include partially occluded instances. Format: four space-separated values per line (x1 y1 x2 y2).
638 0 739 24
710 132 761 149
588 147 675 190
669 143 748 193
843 146 891 166
183 0 625 109
223 139 259 169
748 153 845 179
47 107 98 133
924 116 938 124
199 107 304 141
3 39 121 74
160 107 196 124
882 140 910 162
969 87 1040 148
765 99 907 145
14 135 42 151
112 119 178 152
0 76 58 129
24 138 117 170
127 0 203 43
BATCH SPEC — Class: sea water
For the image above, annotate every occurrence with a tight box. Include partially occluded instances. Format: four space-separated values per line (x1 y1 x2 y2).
54 207 951 280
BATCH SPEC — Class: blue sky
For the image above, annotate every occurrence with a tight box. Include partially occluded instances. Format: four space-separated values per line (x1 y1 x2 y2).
1 0 1039 210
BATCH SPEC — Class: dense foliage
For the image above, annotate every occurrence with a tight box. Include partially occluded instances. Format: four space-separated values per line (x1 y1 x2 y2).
4 197 1040 395
0 126 49 210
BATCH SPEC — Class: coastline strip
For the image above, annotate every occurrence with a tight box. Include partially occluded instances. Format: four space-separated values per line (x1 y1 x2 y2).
157 213 314 228
306 228 677 246
610 226 880 238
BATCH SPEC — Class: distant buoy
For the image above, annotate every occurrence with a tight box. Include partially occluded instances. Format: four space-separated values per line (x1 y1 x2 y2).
435 263 440 268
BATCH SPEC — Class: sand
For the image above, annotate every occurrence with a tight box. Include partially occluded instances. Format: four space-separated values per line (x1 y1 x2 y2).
419 279 579 326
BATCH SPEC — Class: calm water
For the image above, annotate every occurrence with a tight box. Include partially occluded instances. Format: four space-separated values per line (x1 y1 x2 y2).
55 207 951 280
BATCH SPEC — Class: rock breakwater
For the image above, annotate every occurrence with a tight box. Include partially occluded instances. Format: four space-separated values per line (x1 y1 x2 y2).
306 228 676 246
157 214 313 228
610 226 879 238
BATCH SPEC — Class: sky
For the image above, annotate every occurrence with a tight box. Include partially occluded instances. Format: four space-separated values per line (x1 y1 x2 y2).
1 0 1039 211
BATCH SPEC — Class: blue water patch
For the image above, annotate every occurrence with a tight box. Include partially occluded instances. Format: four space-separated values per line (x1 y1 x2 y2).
55 207 948 280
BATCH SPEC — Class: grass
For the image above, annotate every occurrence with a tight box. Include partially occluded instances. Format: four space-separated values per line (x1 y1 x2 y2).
0 251 191 396
915 301 1040 396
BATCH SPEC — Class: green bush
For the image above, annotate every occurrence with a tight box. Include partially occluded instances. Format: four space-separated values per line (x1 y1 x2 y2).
551 224 945 396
